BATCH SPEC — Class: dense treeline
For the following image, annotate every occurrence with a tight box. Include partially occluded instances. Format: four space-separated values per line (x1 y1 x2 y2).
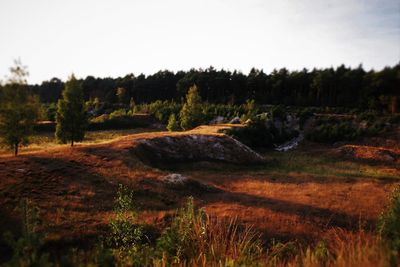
25 64 400 112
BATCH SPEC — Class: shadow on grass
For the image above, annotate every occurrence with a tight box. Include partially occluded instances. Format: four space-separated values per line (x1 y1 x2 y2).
206 189 376 232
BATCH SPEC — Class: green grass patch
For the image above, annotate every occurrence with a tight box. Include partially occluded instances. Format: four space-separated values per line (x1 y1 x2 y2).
262 151 399 180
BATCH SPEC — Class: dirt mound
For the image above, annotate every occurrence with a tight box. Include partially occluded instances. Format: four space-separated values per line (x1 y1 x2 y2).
335 145 399 163
132 133 265 165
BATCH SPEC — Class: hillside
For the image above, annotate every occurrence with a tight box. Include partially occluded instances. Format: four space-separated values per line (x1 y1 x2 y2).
0 125 399 254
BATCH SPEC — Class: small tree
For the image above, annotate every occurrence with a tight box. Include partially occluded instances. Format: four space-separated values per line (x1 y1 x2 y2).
0 60 39 156
180 85 203 130
167 113 180 131
55 75 87 146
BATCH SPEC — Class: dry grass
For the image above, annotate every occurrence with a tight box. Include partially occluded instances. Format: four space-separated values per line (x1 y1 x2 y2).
0 127 399 265
0 128 160 156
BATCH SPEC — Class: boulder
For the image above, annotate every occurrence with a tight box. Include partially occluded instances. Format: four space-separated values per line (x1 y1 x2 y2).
209 116 225 125
133 134 265 165
229 116 241 124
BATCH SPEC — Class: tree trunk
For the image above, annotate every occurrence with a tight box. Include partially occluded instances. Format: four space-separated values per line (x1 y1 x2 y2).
71 139 74 147
390 96 397 114
14 143 18 156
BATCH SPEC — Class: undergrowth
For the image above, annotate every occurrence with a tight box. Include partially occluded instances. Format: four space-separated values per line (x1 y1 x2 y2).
2 185 399 266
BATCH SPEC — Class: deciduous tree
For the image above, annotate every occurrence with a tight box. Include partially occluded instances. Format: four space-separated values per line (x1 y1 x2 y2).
0 60 39 155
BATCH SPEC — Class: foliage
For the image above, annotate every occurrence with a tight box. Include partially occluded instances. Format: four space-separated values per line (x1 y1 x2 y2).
3 199 51 266
55 74 88 146
270 105 285 121
31 64 399 114
306 120 361 143
155 197 263 265
2 193 397 266
297 108 314 129
133 100 181 124
306 114 396 143
378 185 400 252
0 60 39 155
226 116 299 149
107 184 143 256
180 85 203 130
44 102 57 121
109 109 127 119
166 113 180 131
241 99 259 121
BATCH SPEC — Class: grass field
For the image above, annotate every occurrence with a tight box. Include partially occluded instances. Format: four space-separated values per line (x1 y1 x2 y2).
0 128 161 155
0 127 399 265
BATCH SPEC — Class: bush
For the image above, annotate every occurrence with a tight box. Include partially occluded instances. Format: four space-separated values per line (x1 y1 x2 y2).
306 119 361 143
297 108 314 129
155 197 262 265
180 86 204 130
3 199 51 266
89 115 150 130
378 185 400 252
107 184 143 255
226 117 299 149
109 109 127 119
166 113 180 132
133 100 182 124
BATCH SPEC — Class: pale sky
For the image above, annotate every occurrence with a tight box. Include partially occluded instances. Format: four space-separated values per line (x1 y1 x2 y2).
0 0 399 84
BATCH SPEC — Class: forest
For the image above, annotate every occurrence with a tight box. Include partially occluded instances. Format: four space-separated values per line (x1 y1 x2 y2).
26 64 399 112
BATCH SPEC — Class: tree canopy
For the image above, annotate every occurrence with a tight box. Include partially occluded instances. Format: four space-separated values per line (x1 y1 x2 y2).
28 63 399 113
55 75 87 146
0 60 39 155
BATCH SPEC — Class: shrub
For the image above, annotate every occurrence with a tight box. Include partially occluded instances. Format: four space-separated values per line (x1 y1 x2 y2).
297 108 314 129
3 199 51 266
180 86 203 130
270 105 285 121
155 197 263 265
107 184 143 256
109 109 127 119
378 185 400 252
89 115 150 130
226 117 299 149
306 120 360 143
166 113 180 132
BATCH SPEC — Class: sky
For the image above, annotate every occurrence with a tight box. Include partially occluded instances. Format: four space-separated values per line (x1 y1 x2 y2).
0 0 399 84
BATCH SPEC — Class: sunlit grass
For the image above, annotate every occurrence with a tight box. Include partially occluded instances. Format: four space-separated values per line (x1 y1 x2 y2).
0 128 159 155
264 151 399 180
169 150 399 181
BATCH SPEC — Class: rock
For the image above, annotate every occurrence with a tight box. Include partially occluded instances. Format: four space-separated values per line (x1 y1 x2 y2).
160 173 219 194
133 134 265 165
275 134 304 152
229 116 241 124
209 116 225 125
161 173 188 184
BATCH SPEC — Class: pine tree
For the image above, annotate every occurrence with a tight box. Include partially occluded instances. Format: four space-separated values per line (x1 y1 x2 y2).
167 113 180 131
0 60 39 156
55 75 87 146
179 85 202 130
